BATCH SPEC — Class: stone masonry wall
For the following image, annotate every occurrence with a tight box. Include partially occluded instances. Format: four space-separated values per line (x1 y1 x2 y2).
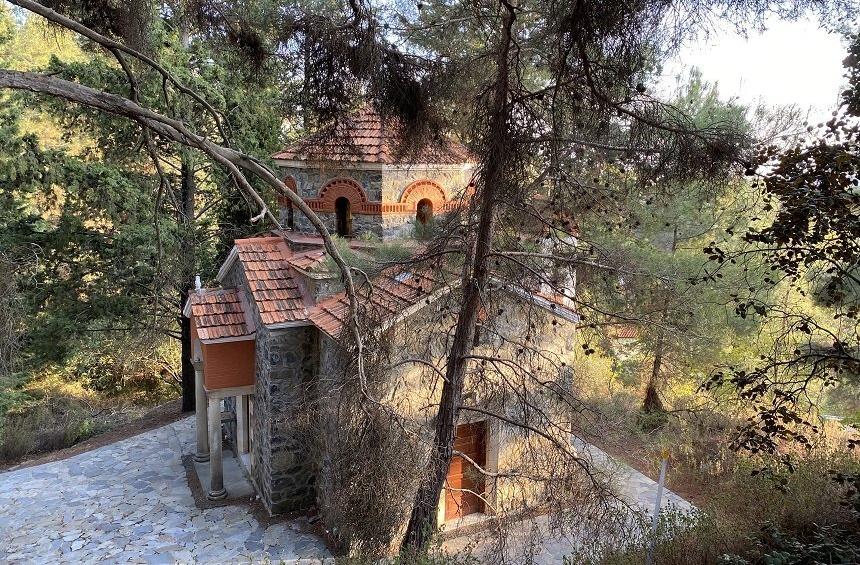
281 165 383 201
253 325 319 515
380 165 473 202
280 163 474 240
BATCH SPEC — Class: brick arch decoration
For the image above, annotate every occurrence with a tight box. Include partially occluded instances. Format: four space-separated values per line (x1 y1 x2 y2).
300 177 369 213
400 179 447 207
300 177 457 216
318 177 368 205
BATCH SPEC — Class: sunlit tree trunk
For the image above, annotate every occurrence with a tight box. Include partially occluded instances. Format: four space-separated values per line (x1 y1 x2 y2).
642 225 677 414
400 0 516 552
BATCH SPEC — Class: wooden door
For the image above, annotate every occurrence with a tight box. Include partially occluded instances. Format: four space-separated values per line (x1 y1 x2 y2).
445 421 486 521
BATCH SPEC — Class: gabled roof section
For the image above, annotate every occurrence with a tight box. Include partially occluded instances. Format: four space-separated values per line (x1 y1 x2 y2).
309 269 445 337
234 237 310 326
188 289 256 342
273 105 474 166
288 249 329 271
498 282 580 323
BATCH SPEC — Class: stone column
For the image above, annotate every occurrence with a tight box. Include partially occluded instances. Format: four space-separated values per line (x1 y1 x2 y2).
193 361 209 463
236 394 249 454
207 396 227 500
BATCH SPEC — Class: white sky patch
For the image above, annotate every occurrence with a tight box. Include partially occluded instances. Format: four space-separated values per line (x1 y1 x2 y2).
660 16 849 122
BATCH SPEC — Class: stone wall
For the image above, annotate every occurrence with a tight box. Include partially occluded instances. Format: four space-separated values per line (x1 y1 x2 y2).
292 209 450 240
291 269 344 303
281 165 383 201
252 325 319 514
280 163 474 240
380 165 473 202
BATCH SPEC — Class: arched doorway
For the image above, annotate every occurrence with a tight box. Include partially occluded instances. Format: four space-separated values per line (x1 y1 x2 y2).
335 197 352 237
416 198 433 225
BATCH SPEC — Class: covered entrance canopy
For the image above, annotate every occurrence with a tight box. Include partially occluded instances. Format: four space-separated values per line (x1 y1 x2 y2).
184 288 257 500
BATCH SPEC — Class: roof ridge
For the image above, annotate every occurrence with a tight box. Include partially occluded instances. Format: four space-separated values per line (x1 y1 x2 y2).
234 235 286 245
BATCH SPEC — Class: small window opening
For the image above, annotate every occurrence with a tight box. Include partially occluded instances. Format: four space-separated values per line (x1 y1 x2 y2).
335 197 352 237
416 198 434 225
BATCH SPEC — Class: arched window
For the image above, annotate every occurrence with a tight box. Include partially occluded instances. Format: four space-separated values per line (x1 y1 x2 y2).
416 198 433 225
335 197 352 237
283 176 297 230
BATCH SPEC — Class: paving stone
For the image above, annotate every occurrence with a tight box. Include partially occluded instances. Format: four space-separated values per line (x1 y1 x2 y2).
0 416 331 563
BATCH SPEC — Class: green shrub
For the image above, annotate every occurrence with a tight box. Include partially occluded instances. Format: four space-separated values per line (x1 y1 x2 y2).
336 546 478 564
0 395 111 461
568 449 860 565
0 332 179 463
707 452 860 534
636 409 669 432
60 335 179 401
565 508 745 565
412 218 440 240
720 523 860 565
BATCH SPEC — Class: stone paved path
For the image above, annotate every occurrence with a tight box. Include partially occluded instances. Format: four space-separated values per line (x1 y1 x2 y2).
571 437 693 514
0 417 330 564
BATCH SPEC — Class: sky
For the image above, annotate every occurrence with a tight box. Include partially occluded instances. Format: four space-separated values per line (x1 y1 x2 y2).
660 16 849 123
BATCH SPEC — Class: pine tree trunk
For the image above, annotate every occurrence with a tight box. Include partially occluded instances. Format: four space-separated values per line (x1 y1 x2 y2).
400 0 516 552
179 150 197 413
642 332 665 413
642 225 676 414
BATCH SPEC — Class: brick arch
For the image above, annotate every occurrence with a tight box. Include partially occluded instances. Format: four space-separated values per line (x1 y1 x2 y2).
400 179 447 206
318 177 368 205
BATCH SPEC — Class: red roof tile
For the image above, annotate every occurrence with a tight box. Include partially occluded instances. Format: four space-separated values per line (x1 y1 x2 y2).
309 269 444 337
609 324 639 339
234 237 309 326
189 289 255 341
287 249 329 271
206 234 453 335
273 105 473 165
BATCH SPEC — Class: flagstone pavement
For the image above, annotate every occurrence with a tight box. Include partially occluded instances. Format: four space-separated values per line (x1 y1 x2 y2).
0 417 331 564
0 417 691 564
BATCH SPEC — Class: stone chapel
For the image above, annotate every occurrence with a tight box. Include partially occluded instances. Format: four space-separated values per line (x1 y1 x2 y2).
183 105 579 528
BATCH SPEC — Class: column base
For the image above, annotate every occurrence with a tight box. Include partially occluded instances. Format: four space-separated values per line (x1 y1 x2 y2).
193 452 210 463
207 488 228 501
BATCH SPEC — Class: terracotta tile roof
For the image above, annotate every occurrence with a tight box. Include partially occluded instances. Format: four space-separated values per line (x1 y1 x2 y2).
287 249 329 271
273 105 473 165
534 292 578 322
234 237 310 326
609 324 639 339
309 269 443 337
189 289 255 341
